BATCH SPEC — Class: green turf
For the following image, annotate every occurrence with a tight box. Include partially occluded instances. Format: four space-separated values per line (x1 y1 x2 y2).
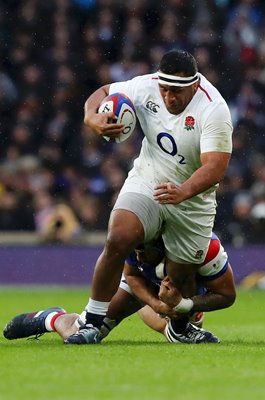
1 287 265 400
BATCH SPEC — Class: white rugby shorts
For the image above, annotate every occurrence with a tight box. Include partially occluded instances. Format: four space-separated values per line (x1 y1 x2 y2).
113 192 162 242
114 189 215 264
119 273 133 295
161 204 215 264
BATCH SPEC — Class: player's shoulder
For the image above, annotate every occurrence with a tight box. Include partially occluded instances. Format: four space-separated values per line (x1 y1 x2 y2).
198 73 228 106
125 73 159 105
130 72 158 87
196 73 231 121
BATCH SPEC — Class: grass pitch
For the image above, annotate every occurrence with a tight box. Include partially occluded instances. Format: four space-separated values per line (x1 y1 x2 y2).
1 287 265 400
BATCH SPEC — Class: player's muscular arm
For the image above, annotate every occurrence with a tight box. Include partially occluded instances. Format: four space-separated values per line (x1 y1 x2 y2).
84 84 124 137
154 152 231 204
124 264 177 318
191 265 236 312
159 266 236 313
180 151 231 200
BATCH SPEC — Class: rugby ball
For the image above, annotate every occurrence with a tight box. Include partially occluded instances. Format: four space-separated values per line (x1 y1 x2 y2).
98 92 136 143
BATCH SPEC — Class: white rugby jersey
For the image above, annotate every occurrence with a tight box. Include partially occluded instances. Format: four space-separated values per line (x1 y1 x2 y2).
110 73 233 211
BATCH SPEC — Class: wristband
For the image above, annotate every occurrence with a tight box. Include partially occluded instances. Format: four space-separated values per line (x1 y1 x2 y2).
173 298 194 313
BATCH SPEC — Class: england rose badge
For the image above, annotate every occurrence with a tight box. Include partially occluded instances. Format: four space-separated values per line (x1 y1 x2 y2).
184 116 195 131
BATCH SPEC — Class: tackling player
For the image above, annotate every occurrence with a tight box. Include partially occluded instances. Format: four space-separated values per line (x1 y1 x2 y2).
3 234 236 344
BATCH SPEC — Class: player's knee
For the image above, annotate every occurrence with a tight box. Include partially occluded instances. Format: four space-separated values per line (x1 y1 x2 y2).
105 227 141 256
224 290 236 307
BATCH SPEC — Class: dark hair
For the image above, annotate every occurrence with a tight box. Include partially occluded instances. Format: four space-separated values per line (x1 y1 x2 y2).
159 50 198 76
135 236 165 254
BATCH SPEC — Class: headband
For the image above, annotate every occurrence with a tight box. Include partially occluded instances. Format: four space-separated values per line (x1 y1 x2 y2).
157 71 199 87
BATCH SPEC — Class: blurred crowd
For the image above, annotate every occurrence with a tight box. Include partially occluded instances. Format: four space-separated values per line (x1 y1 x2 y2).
0 0 265 246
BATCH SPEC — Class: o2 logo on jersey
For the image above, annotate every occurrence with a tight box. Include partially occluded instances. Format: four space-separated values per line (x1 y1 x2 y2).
157 132 186 164
157 132 177 155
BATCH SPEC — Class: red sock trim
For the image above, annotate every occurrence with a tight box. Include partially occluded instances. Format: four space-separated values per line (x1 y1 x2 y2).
50 312 66 331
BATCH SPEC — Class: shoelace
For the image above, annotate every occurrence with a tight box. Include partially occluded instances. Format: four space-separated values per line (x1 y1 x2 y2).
27 333 45 341
186 330 205 340
185 326 209 341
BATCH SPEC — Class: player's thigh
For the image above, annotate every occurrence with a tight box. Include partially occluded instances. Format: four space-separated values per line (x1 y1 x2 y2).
165 260 197 297
113 192 162 242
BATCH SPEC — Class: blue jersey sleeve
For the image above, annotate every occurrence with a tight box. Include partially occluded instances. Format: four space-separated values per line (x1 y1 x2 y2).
126 251 138 267
125 251 161 285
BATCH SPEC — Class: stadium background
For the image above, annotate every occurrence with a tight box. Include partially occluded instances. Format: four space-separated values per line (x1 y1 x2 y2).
0 0 265 286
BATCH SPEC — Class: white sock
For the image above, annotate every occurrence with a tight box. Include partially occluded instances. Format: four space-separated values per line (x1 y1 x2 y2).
85 298 110 316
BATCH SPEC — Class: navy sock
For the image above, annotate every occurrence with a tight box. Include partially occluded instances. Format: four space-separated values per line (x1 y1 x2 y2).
170 317 189 333
85 312 105 329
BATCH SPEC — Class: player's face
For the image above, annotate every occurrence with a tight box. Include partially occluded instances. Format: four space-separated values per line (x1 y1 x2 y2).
159 82 198 115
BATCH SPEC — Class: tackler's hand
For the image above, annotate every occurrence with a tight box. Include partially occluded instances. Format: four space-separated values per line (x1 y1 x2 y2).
158 276 183 307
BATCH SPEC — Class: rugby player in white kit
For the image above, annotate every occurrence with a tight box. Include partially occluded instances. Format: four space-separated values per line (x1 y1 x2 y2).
64 49 233 344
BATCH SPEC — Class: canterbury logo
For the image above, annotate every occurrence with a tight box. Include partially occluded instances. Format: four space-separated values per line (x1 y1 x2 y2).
146 100 160 113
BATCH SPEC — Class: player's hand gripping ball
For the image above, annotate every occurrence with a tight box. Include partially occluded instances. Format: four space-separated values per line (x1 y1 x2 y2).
98 92 136 143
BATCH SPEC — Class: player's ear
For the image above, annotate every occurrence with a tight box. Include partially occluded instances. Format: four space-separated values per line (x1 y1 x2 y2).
193 82 199 93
